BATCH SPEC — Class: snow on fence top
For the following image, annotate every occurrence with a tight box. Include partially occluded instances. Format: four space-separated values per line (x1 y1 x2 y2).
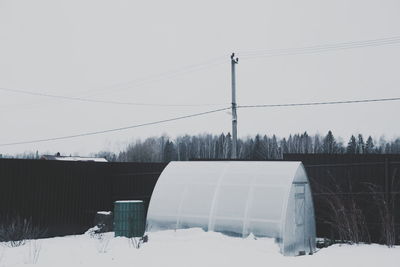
146 161 316 256
115 200 143 203
97 211 112 215
40 154 107 162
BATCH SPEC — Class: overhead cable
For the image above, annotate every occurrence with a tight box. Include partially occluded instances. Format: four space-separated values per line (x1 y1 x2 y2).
2 96 399 147
0 87 228 107
239 36 400 59
81 56 226 97
238 97 400 109
0 107 231 146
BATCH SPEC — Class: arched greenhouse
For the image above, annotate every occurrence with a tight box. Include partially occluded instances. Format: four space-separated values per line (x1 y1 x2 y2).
147 161 316 256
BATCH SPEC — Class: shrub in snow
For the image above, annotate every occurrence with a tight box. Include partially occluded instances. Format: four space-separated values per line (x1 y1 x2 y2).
86 226 100 238
312 176 371 244
366 183 398 247
129 235 148 249
127 223 149 249
0 215 47 247
93 211 113 233
86 226 112 253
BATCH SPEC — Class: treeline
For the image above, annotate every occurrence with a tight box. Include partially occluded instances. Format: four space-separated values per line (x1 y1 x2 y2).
2 131 399 162
96 131 400 162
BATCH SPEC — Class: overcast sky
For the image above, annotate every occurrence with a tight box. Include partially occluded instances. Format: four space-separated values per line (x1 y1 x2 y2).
1 0 400 156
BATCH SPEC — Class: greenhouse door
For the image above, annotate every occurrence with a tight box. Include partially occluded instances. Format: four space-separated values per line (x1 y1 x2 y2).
294 184 306 255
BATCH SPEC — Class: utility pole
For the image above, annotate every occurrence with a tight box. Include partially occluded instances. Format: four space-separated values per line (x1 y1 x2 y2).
231 53 239 159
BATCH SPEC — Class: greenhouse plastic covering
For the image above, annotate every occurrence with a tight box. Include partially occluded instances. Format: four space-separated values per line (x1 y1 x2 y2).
147 161 316 256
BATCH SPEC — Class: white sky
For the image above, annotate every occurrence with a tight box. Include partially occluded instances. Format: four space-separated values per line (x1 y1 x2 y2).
0 0 399 156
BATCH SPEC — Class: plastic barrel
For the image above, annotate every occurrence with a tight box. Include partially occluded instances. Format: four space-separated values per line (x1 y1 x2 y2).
114 200 145 238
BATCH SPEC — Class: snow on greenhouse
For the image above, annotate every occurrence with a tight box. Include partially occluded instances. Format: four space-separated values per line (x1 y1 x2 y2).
147 161 316 256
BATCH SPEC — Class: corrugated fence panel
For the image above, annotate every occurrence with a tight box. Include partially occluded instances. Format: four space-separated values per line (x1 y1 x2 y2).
0 159 167 237
284 154 400 244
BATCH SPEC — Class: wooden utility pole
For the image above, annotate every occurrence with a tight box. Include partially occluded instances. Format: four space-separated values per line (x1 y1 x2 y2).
231 53 239 159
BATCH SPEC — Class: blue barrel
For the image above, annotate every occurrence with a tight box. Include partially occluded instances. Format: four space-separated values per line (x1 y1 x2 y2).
114 200 145 238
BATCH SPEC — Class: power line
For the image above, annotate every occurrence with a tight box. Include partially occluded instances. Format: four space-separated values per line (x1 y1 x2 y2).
3 36 400 147
0 56 228 109
3 36 400 107
240 36 400 54
80 56 226 97
0 107 231 147
2 96 399 147
0 87 228 107
238 97 400 109
239 36 400 59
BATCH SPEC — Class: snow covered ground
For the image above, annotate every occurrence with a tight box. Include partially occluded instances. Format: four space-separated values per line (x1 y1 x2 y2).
1 228 399 267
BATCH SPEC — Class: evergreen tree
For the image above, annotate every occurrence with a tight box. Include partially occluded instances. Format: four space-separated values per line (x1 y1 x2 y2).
251 134 265 160
346 135 357 154
357 134 365 154
280 138 289 155
301 131 312 154
322 131 337 154
270 135 279 159
365 136 374 154
262 135 270 158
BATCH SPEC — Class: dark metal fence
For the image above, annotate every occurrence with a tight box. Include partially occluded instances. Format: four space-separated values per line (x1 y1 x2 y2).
1 155 400 244
0 159 167 237
284 154 400 244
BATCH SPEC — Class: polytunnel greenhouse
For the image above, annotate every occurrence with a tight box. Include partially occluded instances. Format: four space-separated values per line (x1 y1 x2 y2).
147 161 316 256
